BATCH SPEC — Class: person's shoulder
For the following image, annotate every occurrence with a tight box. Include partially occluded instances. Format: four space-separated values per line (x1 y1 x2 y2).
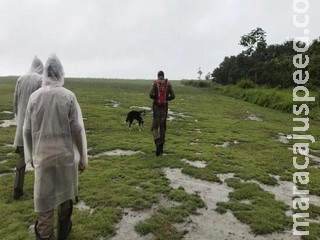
17 74 27 82
60 87 77 99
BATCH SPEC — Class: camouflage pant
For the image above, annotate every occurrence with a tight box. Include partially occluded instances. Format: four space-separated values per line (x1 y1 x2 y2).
151 106 167 144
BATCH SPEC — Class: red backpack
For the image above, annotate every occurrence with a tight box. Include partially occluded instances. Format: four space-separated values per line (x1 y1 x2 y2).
155 79 168 107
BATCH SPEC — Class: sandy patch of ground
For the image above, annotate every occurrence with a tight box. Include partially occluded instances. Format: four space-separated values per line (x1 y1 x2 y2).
0 111 13 114
111 196 179 240
90 149 145 158
0 159 8 164
0 172 13 177
106 100 120 108
181 158 207 168
164 168 300 240
245 111 262 122
214 140 240 148
276 132 290 144
167 110 187 121
0 119 16 128
130 106 152 111
75 200 95 215
248 177 320 208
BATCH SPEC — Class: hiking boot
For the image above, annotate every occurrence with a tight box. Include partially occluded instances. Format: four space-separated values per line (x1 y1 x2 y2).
154 139 161 156
13 188 23 200
13 165 26 199
159 143 164 156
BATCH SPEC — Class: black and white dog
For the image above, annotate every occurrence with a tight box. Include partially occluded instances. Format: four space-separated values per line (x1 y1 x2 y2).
125 110 146 131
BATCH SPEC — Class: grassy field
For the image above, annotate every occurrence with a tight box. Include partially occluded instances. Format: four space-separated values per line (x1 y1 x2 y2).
1 77 320 239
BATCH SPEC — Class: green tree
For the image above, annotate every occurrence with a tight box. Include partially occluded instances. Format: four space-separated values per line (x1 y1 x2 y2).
239 27 267 56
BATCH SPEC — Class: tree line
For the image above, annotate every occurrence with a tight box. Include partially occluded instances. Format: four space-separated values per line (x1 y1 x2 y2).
210 27 320 89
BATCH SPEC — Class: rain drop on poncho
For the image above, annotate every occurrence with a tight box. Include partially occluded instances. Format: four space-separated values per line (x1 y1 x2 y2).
23 54 88 213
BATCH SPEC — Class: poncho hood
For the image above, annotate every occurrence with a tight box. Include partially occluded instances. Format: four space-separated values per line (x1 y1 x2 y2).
42 54 65 87
28 56 43 75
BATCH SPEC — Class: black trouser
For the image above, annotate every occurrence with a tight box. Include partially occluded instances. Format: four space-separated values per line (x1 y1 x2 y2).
14 146 25 196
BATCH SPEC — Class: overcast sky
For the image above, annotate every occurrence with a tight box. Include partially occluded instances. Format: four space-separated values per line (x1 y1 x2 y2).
1 0 319 80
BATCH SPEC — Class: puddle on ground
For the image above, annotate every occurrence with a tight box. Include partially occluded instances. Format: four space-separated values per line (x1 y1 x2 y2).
164 168 300 240
0 172 13 177
130 106 152 111
245 111 262 122
112 196 179 240
167 116 174 121
0 119 16 128
0 159 8 164
276 132 290 144
167 110 187 121
75 200 95 215
0 111 13 114
240 199 251 205
90 149 145 158
28 224 35 235
214 141 240 148
181 158 207 168
105 100 120 108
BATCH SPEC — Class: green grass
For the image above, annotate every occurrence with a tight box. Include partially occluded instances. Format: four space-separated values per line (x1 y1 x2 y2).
1 77 320 239
216 178 289 234
221 84 320 120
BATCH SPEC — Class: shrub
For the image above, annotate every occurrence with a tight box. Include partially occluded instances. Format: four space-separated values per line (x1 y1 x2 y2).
237 78 255 89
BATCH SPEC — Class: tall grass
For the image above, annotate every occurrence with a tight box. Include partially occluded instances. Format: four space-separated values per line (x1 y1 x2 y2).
181 80 319 120
222 85 320 120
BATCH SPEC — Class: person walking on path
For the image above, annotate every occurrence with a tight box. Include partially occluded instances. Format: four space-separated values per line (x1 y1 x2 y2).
13 56 43 199
149 70 175 156
23 54 88 240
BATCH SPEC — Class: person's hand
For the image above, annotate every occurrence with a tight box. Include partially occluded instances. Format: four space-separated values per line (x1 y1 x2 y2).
78 161 85 174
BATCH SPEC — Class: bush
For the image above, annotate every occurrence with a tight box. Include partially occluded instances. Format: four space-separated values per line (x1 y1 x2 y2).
181 80 210 88
222 85 319 119
237 79 255 89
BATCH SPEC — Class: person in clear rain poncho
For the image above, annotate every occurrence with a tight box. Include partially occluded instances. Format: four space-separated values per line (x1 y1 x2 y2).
23 54 88 240
13 56 43 199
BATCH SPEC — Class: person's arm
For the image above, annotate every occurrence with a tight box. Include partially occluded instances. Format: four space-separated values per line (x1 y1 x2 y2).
13 79 20 118
70 95 88 172
167 82 175 101
149 82 157 100
23 98 33 167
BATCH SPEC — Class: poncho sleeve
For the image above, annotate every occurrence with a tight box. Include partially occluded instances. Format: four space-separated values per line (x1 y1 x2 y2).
70 95 88 168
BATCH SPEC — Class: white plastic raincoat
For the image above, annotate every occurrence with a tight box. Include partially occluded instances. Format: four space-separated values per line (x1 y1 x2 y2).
13 56 43 146
23 55 88 213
